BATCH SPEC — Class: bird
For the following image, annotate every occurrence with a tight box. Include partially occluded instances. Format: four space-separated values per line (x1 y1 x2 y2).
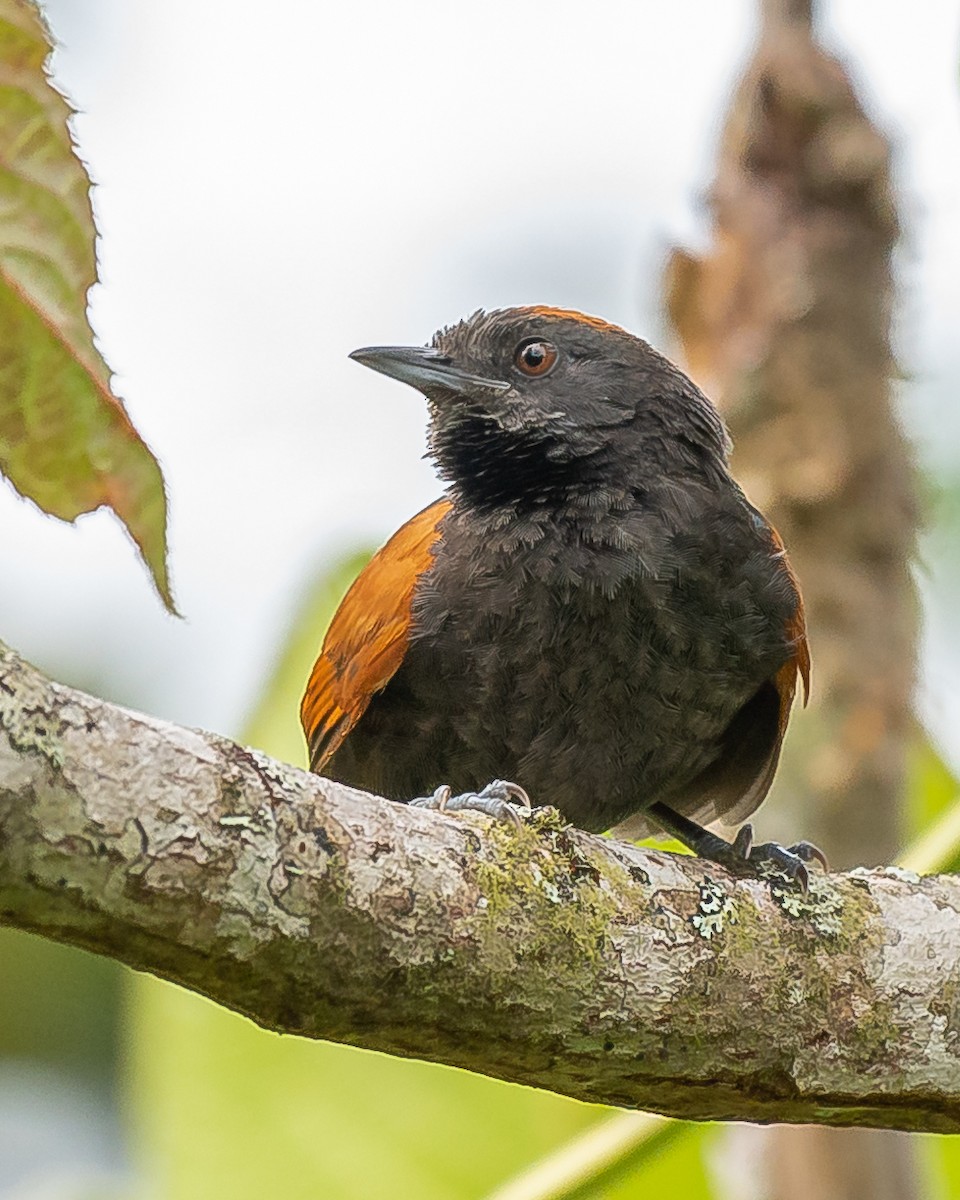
301 306 822 886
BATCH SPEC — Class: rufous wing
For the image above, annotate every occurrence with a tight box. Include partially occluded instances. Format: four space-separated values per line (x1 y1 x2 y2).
769 521 811 737
300 498 452 773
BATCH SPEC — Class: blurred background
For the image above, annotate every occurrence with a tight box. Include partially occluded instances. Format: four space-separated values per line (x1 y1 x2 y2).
1 0 959 1196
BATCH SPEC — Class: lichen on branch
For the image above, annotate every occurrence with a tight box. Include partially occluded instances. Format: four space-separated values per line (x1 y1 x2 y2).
0 639 958 1133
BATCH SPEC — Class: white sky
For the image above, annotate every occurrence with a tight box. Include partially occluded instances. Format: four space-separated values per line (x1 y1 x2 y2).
3 0 960 771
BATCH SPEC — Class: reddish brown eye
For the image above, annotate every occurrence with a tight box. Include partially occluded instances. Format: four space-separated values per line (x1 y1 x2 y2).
514 339 558 377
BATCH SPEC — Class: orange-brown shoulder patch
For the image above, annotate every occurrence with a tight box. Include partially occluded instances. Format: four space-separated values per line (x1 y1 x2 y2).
769 523 810 736
300 498 452 772
521 306 628 335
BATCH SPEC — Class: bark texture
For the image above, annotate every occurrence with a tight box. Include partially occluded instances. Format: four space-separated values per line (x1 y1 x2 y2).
0 641 957 1134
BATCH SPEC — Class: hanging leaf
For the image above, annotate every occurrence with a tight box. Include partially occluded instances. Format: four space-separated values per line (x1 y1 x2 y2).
0 0 175 611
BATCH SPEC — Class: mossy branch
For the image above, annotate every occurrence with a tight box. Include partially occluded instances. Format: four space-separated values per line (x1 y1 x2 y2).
0 639 957 1133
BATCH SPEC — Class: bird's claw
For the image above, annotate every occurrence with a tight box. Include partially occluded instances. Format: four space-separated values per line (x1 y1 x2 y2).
410 779 529 826
729 824 828 891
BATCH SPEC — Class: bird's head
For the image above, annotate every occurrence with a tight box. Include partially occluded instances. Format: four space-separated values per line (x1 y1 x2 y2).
350 306 730 511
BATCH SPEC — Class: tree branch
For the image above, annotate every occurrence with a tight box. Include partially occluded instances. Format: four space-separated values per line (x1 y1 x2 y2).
0 640 956 1133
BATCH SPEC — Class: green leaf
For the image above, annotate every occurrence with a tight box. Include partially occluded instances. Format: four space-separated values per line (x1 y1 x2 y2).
900 733 960 874
562 1122 713 1200
482 1112 707 1200
0 0 174 611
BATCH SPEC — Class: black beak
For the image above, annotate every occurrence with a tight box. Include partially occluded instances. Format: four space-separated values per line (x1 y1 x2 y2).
349 345 509 396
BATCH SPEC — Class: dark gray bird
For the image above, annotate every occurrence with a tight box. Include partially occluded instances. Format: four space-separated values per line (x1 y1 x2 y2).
302 306 821 884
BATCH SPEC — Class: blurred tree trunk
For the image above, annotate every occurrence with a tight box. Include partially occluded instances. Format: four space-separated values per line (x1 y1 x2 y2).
664 1 919 1197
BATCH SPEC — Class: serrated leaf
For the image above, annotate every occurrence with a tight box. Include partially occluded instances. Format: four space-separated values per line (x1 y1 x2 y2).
0 0 175 611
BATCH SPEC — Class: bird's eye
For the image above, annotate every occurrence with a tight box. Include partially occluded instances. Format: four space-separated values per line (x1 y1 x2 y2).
514 339 558 377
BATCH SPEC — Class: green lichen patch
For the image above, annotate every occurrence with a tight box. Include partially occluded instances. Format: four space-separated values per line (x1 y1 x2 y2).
468 810 624 982
657 868 897 1088
769 871 845 937
779 872 882 959
691 877 738 939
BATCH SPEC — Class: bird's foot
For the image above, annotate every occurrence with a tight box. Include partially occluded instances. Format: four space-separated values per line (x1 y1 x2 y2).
410 779 530 827
648 802 827 891
721 824 828 891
